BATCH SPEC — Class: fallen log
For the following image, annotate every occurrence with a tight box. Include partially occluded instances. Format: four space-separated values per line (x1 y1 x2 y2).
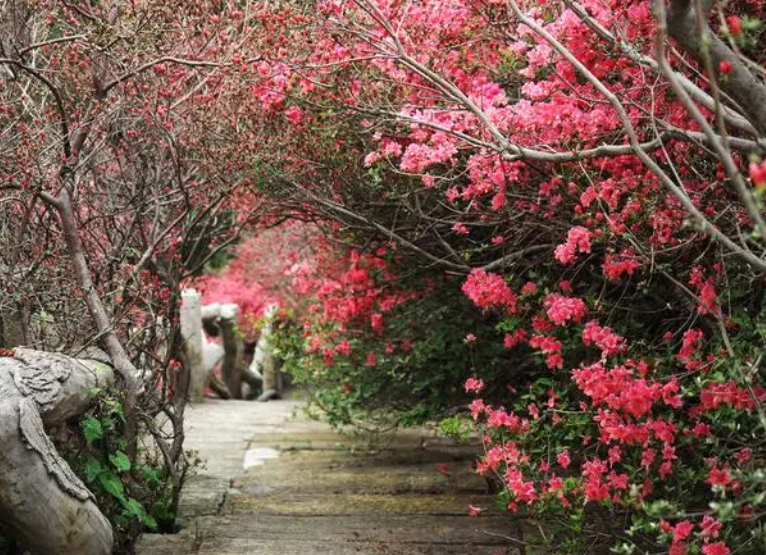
0 348 115 555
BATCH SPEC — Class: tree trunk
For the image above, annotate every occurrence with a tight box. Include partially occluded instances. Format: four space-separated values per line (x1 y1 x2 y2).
180 290 205 402
253 306 280 402
43 188 143 460
217 305 244 399
0 348 115 555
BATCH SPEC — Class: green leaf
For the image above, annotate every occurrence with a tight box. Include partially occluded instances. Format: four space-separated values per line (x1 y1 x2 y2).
85 457 102 483
101 416 117 431
141 513 158 531
81 416 103 445
141 466 160 485
109 451 131 473
99 472 126 502
103 397 124 419
123 497 145 518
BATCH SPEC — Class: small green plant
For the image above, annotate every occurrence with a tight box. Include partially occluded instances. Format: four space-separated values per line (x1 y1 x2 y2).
438 415 473 443
57 387 179 553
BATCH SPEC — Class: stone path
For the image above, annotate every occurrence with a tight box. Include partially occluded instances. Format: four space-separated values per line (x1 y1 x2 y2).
137 400 523 555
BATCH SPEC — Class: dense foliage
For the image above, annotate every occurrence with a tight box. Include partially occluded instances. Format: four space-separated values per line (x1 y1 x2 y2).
207 0 766 553
5 0 766 553
0 0 269 550
65 389 178 548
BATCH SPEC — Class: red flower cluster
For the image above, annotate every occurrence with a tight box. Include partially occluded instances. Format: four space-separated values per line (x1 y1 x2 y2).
529 335 564 369
554 226 593 264
602 250 641 281
581 321 628 358
462 269 518 314
699 382 765 412
543 294 588 326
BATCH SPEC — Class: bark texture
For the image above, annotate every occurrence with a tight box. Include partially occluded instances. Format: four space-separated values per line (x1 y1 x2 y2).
667 0 766 136
0 348 114 555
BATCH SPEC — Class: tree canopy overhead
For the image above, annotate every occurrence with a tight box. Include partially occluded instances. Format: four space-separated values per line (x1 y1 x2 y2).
4 0 766 554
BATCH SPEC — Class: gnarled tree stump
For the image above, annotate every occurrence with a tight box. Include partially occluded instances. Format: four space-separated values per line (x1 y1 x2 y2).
0 348 114 555
181 291 265 400
252 304 282 402
202 302 243 399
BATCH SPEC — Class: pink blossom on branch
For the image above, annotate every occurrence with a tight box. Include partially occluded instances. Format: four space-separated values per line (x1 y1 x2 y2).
464 377 485 394
462 269 518 314
554 226 593 265
581 321 628 358
543 293 588 326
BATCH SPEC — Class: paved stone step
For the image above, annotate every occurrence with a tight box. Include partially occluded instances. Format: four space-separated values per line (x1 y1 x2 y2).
248 445 479 466
138 514 524 554
192 538 517 555
139 536 519 555
135 533 195 555
223 491 501 517
178 452 489 519
234 465 486 495
194 514 519 543
177 475 229 520
233 470 485 494
247 431 480 452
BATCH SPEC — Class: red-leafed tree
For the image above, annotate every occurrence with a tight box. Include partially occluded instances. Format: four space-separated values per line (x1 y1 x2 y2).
0 1 273 552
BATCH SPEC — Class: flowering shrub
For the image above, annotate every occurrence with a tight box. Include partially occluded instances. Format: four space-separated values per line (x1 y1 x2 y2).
193 223 319 340
216 0 766 553
271 239 516 428
463 273 766 553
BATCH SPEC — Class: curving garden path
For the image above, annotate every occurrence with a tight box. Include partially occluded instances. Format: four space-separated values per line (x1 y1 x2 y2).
136 399 524 555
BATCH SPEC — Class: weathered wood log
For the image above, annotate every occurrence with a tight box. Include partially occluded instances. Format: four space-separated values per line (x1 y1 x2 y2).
201 302 242 398
0 348 115 555
252 305 281 402
180 290 206 401
217 306 245 400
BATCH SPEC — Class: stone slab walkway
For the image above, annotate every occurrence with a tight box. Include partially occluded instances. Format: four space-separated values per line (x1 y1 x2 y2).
137 400 523 555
